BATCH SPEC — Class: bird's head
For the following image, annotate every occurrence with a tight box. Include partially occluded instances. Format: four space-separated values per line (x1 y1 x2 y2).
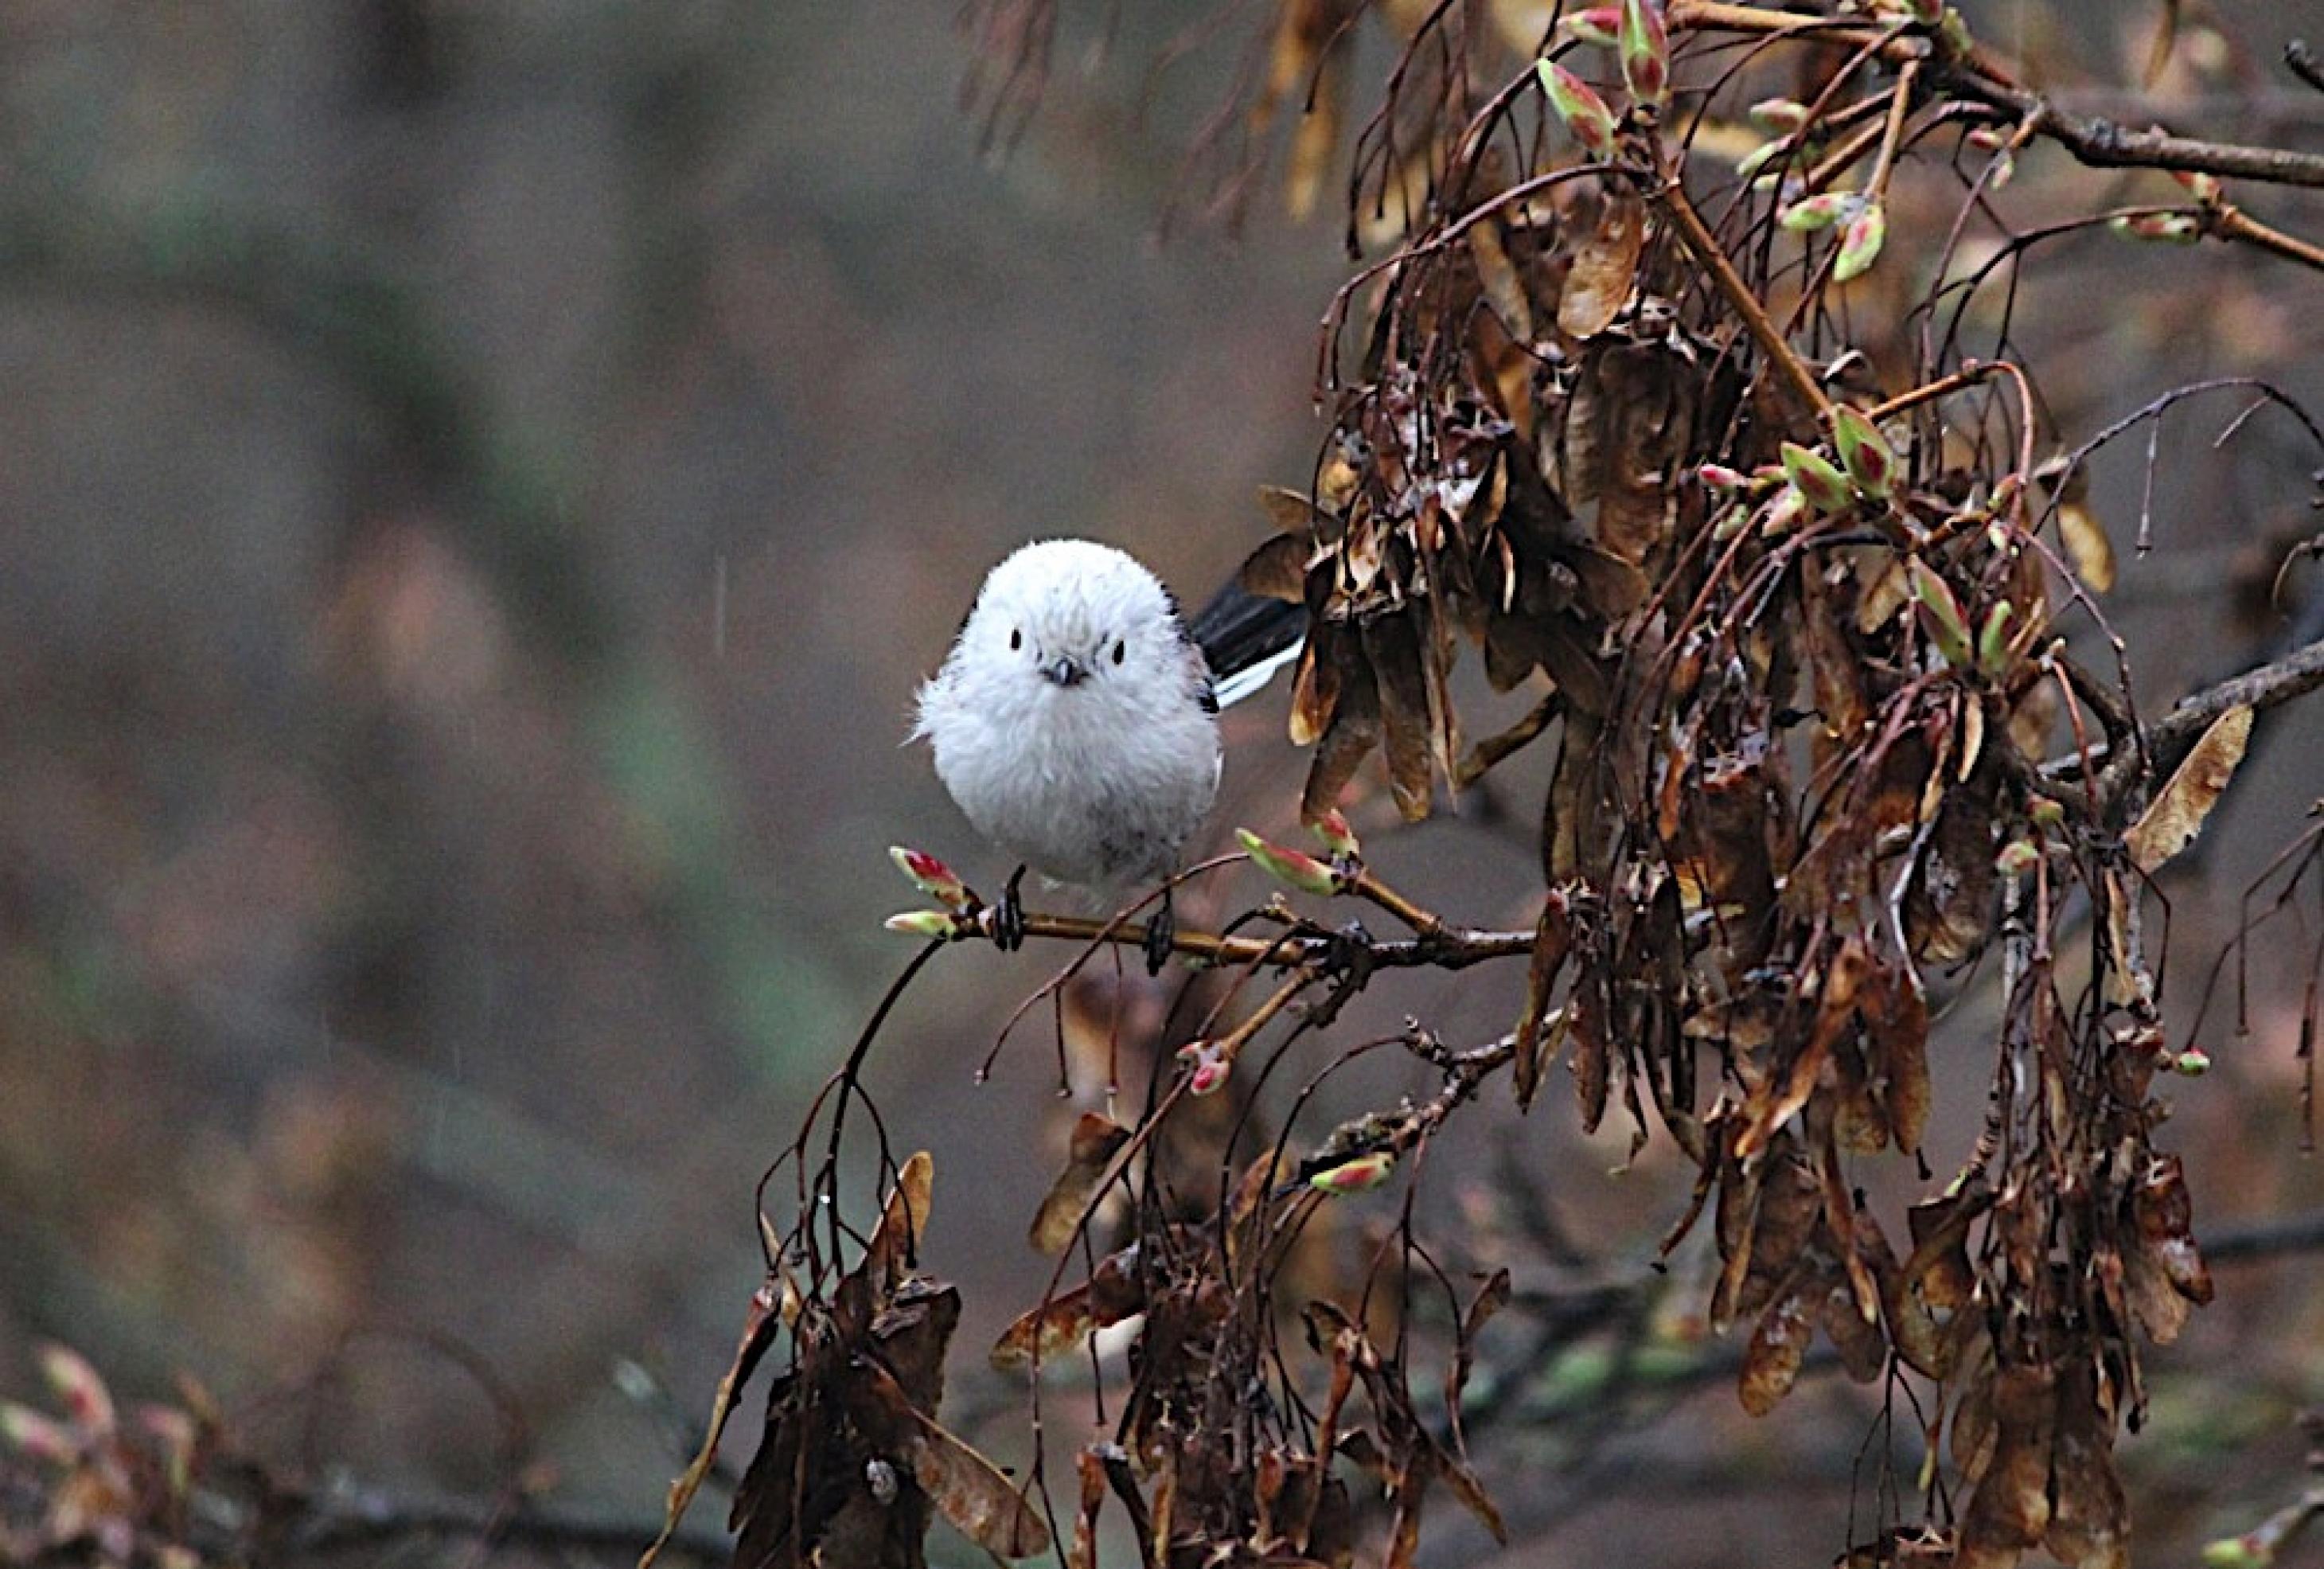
965 539 1186 697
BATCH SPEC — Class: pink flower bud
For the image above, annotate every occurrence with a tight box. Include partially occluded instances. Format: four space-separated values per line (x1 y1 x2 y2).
1780 442 1853 514
1310 1151 1398 1194
1535 60 1620 158
1176 1040 1231 1097
1746 97 1809 137
1564 6 1623 46
888 845 971 911
37 1345 113 1435
1834 197 1886 281
0 1401 78 1463
1909 561 1973 669
1830 405 1896 499
1236 828 1343 896
2171 167 2221 203
1757 485 1808 538
883 909 959 939
2110 212 2200 244
1779 191 1858 232
1308 806 1362 858
1620 0 1670 108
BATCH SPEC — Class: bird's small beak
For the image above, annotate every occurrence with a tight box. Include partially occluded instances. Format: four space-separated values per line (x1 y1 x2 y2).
1043 655 1089 688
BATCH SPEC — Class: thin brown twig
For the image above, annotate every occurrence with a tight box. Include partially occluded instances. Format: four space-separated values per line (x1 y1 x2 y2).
964 907 1537 970
1670 0 2324 189
2215 201 2324 274
1655 160 1835 419
2043 631 2324 792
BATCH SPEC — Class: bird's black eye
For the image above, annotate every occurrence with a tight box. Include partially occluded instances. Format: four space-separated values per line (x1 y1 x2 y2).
1010 628 1023 651
1111 638 1125 665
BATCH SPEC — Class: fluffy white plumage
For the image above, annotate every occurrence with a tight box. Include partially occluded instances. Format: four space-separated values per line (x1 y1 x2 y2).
912 540 1223 890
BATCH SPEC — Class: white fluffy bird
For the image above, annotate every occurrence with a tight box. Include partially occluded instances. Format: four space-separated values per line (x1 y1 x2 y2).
911 538 1304 967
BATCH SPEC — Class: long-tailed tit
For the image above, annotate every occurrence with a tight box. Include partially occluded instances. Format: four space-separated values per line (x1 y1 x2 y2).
912 538 1304 969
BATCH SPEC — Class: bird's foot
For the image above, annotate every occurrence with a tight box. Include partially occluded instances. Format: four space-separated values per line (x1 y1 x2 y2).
1142 888 1176 976
995 865 1028 952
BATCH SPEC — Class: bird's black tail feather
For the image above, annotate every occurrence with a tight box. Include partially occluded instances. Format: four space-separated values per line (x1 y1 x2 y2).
1187 581 1308 709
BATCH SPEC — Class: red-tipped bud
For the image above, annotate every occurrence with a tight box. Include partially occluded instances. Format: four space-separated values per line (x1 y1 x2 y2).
1176 1040 1231 1097
1909 560 1973 669
1310 1151 1398 1194
1780 442 1853 514
1831 405 1896 500
1535 60 1621 158
2172 167 2222 203
37 1345 113 1436
1975 599 2018 681
1834 197 1886 281
1308 807 1362 858
1757 485 1808 538
2111 212 2200 244
1734 139 1787 180
1564 6 1623 46
1237 828 1342 896
1995 838 2041 876
889 845 971 911
2168 1048 2212 1077
883 909 961 939
1696 462 1749 493
1746 97 1809 137
1779 190 1858 232
1620 0 1670 107
0 1402 77 1464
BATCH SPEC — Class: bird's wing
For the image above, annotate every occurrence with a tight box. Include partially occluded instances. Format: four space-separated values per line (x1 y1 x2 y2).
1186 580 1308 710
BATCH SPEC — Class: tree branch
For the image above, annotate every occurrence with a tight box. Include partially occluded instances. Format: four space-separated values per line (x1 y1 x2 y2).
1667 2 2324 190
290 1492 731 1562
2044 632 2324 790
2145 633 2324 773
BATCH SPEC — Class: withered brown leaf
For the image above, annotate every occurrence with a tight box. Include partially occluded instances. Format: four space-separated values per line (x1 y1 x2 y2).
2124 704 2254 872
1555 191 1644 341
1738 1278 1815 1415
1027 1114 1131 1255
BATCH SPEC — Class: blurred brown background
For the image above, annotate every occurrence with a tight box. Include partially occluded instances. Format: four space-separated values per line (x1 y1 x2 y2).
1 2 2321 1563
